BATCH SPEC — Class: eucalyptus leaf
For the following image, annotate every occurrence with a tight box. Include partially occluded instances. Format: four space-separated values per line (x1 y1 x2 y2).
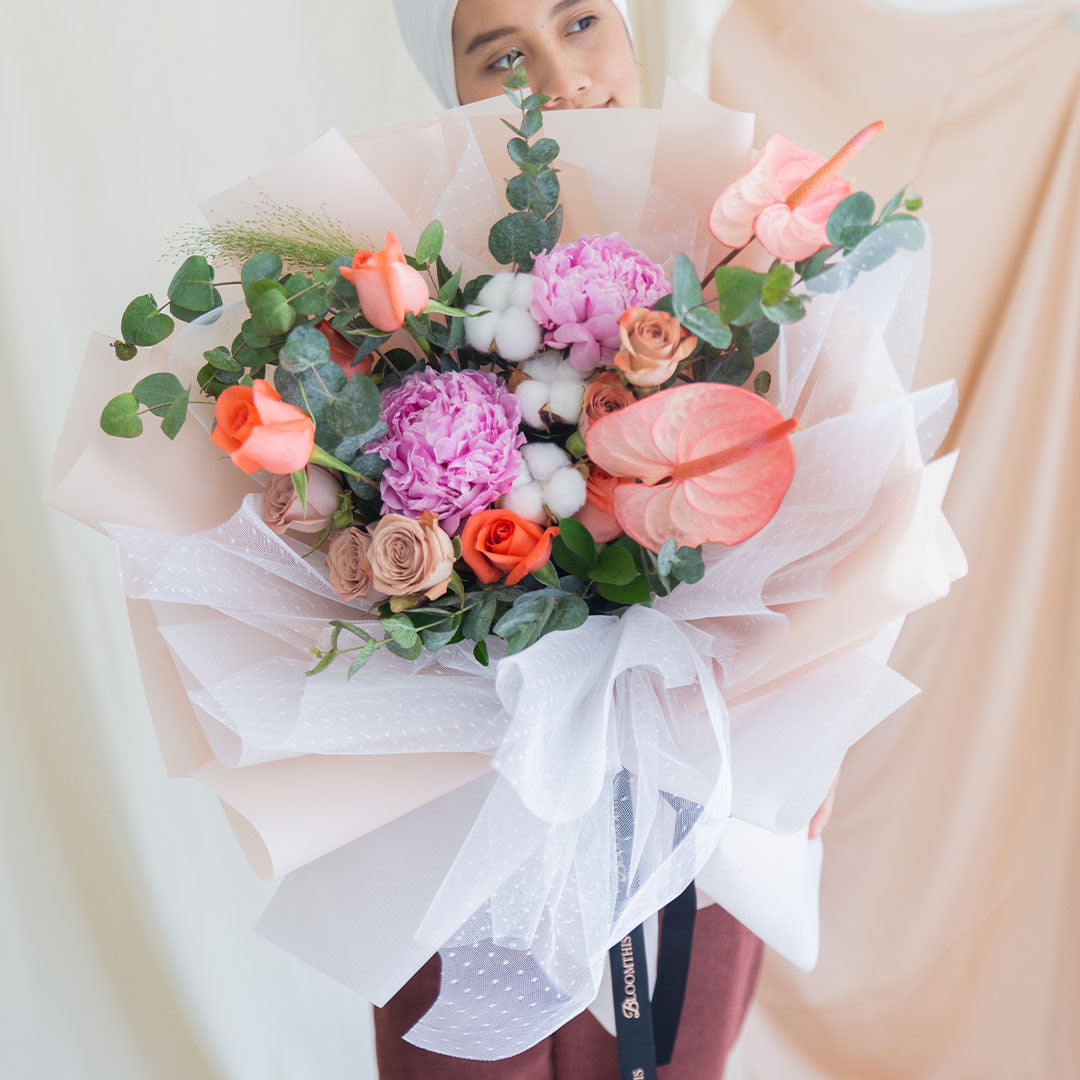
100 393 143 438
241 252 283 293
167 255 217 312
826 192 876 248
712 267 763 324
527 139 559 165
416 220 445 265
462 592 498 642
488 212 550 269
121 295 173 348
348 640 381 678
133 372 184 415
381 614 421 651
160 389 190 440
681 305 733 350
589 545 638 587
247 280 296 338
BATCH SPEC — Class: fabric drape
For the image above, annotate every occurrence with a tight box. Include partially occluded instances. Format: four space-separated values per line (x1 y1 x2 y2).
705 1 1080 1076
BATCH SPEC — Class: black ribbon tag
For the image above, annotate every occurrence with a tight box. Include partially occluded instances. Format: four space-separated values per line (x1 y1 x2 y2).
609 923 658 1080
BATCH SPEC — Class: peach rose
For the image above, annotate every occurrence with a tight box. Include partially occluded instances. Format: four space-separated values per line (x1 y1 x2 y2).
263 465 342 536
339 231 430 333
315 320 373 381
461 509 559 587
325 527 373 602
210 379 315 475
367 511 455 600
614 308 698 388
573 467 623 543
579 371 636 435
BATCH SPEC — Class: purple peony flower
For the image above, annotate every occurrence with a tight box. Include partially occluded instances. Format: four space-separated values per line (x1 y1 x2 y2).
372 368 525 534
531 235 672 371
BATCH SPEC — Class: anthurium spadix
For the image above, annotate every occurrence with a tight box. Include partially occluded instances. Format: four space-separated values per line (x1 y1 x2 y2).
584 383 798 552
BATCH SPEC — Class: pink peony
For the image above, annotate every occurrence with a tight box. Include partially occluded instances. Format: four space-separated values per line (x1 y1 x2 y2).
708 122 884 262
531 235 671 372
371 368 525 534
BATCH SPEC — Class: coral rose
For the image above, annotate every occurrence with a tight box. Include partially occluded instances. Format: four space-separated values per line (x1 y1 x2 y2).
315 320 373 380
263 465 342 536
573 467 623 543
614 308 697 388
461 509 559 587
580 371 636 435
367 511 455 600
325 527 374 602
340 231 430 332
211 379 315 475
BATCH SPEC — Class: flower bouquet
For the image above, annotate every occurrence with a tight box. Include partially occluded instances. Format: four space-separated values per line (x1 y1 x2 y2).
49 71 965 1065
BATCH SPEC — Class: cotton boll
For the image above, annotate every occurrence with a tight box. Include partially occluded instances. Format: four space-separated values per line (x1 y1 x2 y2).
494 307 543 362
543 468 588 518
510 272 535 309
515 380 551 430
511 459 534 488
522 442 571 483
522 351 566 382
464 305 498 352
501 483 547 524
478 272 518 310
547 381 585 426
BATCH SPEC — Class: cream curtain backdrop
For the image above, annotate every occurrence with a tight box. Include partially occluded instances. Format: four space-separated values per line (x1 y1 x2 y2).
5 2 1065 1080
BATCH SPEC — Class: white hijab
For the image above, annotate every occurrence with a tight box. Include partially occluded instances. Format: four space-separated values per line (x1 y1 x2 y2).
393 0 633 109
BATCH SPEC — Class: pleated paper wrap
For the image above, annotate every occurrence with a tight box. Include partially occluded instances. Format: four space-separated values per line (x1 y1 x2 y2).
47 83 966 1060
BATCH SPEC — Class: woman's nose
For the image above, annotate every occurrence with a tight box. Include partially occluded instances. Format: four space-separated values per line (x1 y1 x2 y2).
535 55 592 108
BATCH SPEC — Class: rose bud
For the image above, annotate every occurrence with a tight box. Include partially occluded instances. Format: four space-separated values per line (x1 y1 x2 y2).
614 308 698 388
263 465 343 536
461 509 559 587
210 379 315 475
325 527 374 603
315 320 373 381
339 231 430 332
579 371 636 435
367 511 455 601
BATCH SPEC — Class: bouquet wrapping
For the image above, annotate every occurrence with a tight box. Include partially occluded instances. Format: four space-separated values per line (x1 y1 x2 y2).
48 82 965 1060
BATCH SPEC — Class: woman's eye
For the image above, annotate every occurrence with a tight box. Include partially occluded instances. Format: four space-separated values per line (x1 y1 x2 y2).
492 48 524 71
568 16 596 34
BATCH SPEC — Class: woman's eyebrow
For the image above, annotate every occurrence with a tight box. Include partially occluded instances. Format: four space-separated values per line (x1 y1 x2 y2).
463 0 585 56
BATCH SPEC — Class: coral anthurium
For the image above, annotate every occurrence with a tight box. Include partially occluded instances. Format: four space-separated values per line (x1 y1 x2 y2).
584 384 797 552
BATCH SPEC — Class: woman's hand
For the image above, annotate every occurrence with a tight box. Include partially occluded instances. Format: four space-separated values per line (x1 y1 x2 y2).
808 770 841 840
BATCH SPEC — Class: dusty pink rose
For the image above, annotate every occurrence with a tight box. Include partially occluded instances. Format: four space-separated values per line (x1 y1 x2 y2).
579 372 636 435
708 122 884 262
263 466 342 536
614 308 698 388
367 511 455 601
326 527 373 602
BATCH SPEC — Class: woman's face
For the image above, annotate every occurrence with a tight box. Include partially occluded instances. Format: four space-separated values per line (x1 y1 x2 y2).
452 0 640 109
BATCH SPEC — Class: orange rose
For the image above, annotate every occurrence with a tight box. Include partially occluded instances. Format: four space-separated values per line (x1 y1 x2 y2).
461 509 559 587
580 371 636 435
339 231 430 332
210 379 315 475
614 308 698 388
573 466 623 542
315 320 373 380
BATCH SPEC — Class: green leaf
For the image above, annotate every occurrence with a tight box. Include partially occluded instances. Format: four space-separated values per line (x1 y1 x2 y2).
669 545 705 585
275 362 347 444
681 305 733 351
462 592 498 642
348 640 381 678
279 324 331 374
285 273 330 317
247 279 296 338
656 539 678 579
241 318 271 349
463 275 493 305
877 186 908 222
595 575 652 606
241 252 283 293
325 373 382 438
386 636 424 661
204 346 243 373
712 267 763 324
530 561 561 590
506 171 560 216
761 264 795 307
473 640 490 666
671 254 704 320
826 192 876 248
306 650 338 677
121 295 173 347
160 388 190 440
882 214 926 251
749 317 780 357
488 212 550 270
381 614 421 651
754 371 773 396
416 220 445 265
761 294 806 324
794 247 839 281
447 570 466 605
589 545 639 586
291 469 308 514
904 195 924 213
168 255 217 312
100 393 143 438
132 372 184 416
527 138 559 165
437 267 463 306
507 138 529 165
696 342 753 386
555 517 597 566
345 452 387 501
113 341 138 362
522 109 543 138
545 204 564 247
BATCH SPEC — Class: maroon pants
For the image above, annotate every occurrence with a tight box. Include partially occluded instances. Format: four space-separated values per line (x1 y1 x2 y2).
374 904 764 1079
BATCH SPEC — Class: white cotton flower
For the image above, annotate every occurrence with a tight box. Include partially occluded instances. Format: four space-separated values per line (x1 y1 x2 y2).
465 272 542 362
514 351 587 429
503 443 588 522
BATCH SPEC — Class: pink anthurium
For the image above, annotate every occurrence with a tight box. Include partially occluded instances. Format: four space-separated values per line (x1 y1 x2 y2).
584 383 797 552
709 122 885 262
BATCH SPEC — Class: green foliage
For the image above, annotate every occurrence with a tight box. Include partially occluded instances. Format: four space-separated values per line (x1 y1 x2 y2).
712 266 763 324
493 590 588 655
121 295 173 347
551 517 598 578
672 255 732 349
100 393 143 438
167 255 221 314
246 279 296 338
415 221 445 266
